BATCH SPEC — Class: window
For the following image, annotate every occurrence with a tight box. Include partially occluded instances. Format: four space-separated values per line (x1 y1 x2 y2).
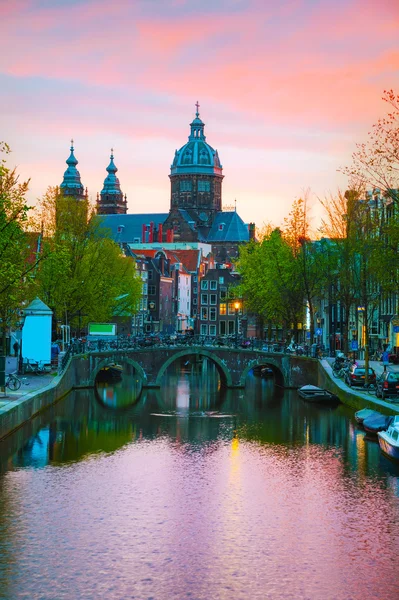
209 307 216 321
180 180 192 192
148 285 156 295
228 321 235 335
193 308 197 316
142 283 148 295
201 307 208 320
218 223 225 231
228 302 236 315
201 294 208 305
210 281 217 290
219 277 224 284
220 303 227 315
194 287 198 294
209 324 216 336
210 294 217 305
200 324 208 335
220 321 226 335
193 298 197 305
198 180 210 192
201 280 208 290
148 271 153 280
193 275 198 283
220 289 227 300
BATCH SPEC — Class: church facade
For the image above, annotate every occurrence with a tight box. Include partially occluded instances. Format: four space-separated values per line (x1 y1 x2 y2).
59 106 254 264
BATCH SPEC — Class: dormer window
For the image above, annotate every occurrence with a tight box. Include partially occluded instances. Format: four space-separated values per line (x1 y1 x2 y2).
219 223 225 231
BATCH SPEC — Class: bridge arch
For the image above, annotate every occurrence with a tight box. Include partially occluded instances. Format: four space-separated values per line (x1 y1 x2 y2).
239 356 286 387
155 349 232 387
88 355 148 387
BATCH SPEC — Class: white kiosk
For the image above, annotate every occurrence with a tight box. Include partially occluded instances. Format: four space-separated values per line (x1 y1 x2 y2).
22 297 53 367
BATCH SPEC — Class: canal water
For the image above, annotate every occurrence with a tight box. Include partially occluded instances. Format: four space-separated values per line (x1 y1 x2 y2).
0 360 398 600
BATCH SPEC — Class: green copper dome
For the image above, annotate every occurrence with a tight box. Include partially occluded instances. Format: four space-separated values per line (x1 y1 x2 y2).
171 105 223 176
60 140 85 197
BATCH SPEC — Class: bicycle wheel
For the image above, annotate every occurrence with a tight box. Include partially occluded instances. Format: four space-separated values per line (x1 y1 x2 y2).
367 384 377 395
332 369 341 378
7 375 21 391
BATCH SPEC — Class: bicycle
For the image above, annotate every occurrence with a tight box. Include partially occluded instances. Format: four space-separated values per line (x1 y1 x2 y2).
5 372 21 391
364 381 377 395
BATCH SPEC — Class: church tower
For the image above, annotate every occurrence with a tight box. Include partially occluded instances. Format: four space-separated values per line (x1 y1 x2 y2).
97 150 127 215
168 103 223 230
60 140 87 200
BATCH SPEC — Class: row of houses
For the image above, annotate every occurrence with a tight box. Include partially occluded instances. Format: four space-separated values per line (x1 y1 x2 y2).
114 241 251 339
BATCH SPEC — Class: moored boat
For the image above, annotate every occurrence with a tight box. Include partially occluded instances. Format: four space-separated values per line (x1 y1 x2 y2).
378 417 399 461
297 385 339 404
97 363 123 382
363 413 393 435
354 408 380 426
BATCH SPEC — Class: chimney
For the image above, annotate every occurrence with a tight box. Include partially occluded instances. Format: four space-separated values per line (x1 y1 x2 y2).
142 224 147 243
249 222 256 240
158 223 163 242
149 221 154 243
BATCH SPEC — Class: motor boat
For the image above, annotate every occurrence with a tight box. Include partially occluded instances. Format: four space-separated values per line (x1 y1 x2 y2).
297 385 339 404
354 408 380 426
362 413 393 435
377 416 399 461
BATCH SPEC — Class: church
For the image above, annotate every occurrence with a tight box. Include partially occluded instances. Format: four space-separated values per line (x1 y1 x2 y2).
60 104 254 264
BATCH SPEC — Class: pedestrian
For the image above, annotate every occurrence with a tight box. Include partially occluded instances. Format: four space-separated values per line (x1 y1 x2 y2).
382 349 390 372
13 341 19 357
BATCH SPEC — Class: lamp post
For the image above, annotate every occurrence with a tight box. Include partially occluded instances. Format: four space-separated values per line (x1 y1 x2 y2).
234 301 240 347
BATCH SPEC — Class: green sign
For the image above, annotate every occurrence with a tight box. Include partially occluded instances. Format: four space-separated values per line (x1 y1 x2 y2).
88 323 117 336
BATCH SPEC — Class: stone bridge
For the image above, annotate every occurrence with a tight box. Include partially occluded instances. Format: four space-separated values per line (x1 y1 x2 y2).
68 346 319 390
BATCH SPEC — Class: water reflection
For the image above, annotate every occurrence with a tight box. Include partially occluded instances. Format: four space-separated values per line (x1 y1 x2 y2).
0 362 398 600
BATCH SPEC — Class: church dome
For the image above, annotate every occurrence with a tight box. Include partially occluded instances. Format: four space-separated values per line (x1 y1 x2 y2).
171 104 223 176
60 140 85 197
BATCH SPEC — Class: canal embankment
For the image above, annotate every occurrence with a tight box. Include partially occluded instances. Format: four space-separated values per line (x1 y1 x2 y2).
0 365 76 440
319 358 399 415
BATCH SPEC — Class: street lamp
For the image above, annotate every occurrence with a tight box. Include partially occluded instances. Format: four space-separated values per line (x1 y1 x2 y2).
234 301 240 347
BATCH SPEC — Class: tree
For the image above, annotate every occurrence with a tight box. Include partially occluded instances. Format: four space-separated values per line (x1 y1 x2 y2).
343 89 399 202
282 195 333 343
0 143 38 353
238 228 304 342
34 187 142 336
320 189 391 376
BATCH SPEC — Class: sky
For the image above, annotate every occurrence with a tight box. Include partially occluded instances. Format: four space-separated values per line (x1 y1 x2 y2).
1 0 399 231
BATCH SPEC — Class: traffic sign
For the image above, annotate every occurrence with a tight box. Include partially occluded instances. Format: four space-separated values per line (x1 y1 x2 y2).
351 340 358 351
315 328 323 336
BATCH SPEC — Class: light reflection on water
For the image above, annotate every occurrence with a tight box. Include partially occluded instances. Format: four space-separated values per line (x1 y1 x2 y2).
0 360 398 600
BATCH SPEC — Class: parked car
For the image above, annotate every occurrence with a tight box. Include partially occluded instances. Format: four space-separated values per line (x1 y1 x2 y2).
345 365 376 387
376 371 399 400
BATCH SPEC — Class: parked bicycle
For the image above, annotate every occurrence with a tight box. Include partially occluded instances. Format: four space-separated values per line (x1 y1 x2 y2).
23 359 47 375
364 381 378 395
5 372 21 391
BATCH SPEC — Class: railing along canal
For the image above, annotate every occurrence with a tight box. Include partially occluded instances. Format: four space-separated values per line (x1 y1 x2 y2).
58 336 316 375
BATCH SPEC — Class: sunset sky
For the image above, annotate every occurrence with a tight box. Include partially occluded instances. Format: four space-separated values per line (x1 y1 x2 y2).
1 0 399 231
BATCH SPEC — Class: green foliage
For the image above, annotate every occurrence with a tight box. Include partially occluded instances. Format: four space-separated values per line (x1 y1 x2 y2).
34 187 142 332
238 228 304 336
0 142 37 351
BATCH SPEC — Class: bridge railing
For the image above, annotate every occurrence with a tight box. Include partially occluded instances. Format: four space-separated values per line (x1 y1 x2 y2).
65 335 313 358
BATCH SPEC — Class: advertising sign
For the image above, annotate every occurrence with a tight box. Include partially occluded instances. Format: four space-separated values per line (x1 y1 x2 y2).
88 323 117 337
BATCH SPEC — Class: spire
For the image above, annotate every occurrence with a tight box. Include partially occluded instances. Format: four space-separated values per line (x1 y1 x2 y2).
98 149 127 215
189 101 206 141
60 140 85 198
